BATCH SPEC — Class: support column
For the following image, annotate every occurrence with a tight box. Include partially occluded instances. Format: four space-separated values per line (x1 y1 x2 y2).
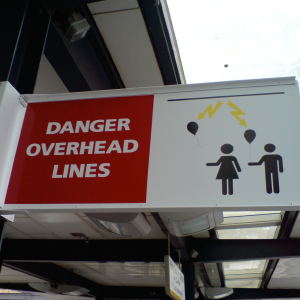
0 219 6 273
0 0 51 94
182 262 195 300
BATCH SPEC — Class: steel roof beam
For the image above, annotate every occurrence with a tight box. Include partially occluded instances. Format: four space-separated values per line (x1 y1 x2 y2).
2 239 177 262
1 283 300 299
225 288 300 299
43 0 101 11
4 238 300 262
138 0 183 85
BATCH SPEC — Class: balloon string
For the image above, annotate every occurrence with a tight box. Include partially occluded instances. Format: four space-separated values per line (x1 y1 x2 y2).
249 144 252 162
194 136 203 149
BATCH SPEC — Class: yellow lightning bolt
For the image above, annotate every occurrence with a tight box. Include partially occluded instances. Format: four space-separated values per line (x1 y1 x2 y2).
227 100 247 126
198 101 223 120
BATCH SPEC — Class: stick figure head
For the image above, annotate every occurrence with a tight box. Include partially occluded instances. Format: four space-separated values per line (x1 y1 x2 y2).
264 144 276 153
221 144 233 154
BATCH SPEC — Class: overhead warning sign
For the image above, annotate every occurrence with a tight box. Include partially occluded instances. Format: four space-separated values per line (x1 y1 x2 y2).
3 77 300 210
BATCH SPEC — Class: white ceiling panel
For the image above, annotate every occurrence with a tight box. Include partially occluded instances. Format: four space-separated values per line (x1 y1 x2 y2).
6 212 165 240
4 224 32 239
75 272 120 286
83 262 165 275
8 217 56 236
102 272 165 287
29 213 105 239
34 54 69 95
88 0 139 14
0 267 46 283
268 258 300 289
93 9 164 88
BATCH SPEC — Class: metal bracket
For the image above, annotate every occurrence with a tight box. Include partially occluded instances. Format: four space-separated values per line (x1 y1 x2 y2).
19 96 28 108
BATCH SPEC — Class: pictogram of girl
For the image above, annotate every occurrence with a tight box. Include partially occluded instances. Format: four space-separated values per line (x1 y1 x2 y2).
206 144 241 195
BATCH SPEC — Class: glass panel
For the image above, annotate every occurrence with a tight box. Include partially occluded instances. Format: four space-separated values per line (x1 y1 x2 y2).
167 0 300 83
223 211 281 217
223 260 266 276
225 278 261 288
217 226 278 239
221 211 282 226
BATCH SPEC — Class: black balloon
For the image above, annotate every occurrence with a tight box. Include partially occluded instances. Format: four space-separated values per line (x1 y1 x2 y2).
244 129 256 144
187 122 198 135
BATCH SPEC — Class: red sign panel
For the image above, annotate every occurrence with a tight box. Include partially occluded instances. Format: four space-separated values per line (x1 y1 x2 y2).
6 95 154 204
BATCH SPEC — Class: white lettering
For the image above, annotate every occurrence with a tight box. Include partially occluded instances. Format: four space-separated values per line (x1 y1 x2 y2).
98 163 110 177
41 143 55 156
52 165 62 178
123 140 138 153
105 119 117 131
47 122 61 134
94 141 106 154
117 118 130 131
26 144 41 156
60 121 74 134
80 141 94 155
63 164 69 178
66 142 79 155
106 140 122 153
69 164 85 178
90 120 104 132
75 120 90 133
54 143 66 155
85 163 97 177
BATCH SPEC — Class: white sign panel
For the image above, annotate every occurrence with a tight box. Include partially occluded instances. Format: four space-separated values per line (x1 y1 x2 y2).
3 77 300 212
165 255 185 300
147 77 300 210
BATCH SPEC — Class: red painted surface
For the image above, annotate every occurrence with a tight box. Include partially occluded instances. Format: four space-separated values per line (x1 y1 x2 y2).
6 95 154 204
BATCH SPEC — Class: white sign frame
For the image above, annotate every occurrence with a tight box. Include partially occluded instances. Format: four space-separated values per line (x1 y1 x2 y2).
3 77 300 213
0 82 25 208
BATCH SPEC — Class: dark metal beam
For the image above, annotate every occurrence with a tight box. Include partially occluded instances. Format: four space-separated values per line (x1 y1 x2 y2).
4 238 300 263
0 0 51 94
4 262 103 297
0 283 36 293
225 288 300 299
2 239 177 262
260 211 299 288
190 238 300 262
43 0 100 11
152 213 211 290
44 5 124 92
0 219 6 274
138 0 182 85
209 229 225 287
182 262 195 300
151 213 188 261
78 5 125 89
2 283 300 300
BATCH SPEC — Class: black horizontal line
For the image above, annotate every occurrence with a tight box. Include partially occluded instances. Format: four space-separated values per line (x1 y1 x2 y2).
168 92 284 102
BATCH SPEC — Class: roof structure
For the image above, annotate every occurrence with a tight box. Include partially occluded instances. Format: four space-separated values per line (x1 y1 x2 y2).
0 1 299 300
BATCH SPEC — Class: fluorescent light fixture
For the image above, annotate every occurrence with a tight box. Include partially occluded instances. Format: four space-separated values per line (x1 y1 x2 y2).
85 213 151 238
205 287 233 299
162 212 223 237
